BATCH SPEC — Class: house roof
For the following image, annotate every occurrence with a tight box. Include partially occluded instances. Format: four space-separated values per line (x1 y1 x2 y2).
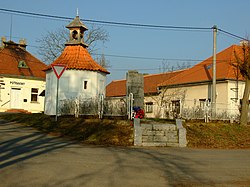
159 45 245 87
46 45 110 74
106 79 126 97
0 41 47 79
106 70 184 97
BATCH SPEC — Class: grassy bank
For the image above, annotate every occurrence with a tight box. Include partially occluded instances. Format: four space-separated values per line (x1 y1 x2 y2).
185 122 250 149
1 113 250 148
0 113 133 146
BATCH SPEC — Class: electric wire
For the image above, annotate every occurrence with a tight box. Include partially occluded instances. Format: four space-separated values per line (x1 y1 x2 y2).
0 8 247 44
218 28 247 41
0 8 212 31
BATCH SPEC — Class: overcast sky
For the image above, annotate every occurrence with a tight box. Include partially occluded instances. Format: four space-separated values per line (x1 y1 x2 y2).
0 0 249 83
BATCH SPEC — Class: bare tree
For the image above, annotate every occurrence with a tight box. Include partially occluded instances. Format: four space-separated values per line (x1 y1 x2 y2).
36 24 109 65
152 86 186 119
159 60 191 73
94 53 111 69
234 41 250 125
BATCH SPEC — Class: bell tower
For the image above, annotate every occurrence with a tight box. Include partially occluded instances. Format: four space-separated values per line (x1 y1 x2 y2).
66 14 88 47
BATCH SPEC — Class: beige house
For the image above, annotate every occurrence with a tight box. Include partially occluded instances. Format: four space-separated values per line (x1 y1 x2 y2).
106 44 249 120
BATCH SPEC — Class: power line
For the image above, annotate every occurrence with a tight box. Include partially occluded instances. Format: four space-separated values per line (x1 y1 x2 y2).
0 8 212 31
0 8 247 41
218 28 247 41
92 53 234 63
93 53 200 61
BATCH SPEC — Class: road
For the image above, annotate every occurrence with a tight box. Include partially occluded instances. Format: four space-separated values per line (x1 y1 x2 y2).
0 118 250 187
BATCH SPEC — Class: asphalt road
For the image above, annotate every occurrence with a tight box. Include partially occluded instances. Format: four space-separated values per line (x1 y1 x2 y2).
0 118 250 187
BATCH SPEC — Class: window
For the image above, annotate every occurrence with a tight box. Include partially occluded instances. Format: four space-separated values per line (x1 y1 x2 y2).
172 100 180 114
18 60 29 68
72 30 78 40
199 99 210 109
31 88 38 102
145 102 153 113
199 99 206 109
83 81 88 90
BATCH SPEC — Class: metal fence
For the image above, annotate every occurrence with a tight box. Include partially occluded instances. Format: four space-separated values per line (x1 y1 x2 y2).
59 96 249 122
59 97 127 117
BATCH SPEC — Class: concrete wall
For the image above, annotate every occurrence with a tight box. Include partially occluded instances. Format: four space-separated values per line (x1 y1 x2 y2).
134 119 187 147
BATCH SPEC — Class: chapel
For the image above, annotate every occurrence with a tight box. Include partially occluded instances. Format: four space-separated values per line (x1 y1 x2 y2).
44 15 109 115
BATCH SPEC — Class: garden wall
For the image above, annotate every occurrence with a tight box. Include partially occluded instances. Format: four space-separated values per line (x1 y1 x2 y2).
134 119 187 147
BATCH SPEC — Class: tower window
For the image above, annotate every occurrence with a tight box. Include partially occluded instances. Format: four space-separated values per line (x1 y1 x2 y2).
72 30 78 40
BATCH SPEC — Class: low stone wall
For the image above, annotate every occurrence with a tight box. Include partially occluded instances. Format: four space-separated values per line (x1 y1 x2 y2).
134 119 187 147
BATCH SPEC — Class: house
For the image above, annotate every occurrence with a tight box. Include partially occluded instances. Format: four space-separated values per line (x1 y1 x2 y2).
44 15 109 115
0 38 47 113
106 70 185 118
106 43 249 120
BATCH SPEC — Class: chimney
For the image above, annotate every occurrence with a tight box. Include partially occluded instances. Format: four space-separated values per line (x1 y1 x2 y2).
19 39 27 50
1 36 6 48
240 40 249 46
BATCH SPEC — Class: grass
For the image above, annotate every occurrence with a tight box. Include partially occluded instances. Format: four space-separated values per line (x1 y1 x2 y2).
184 122 250 149
1 113 133 146
1 113 250 148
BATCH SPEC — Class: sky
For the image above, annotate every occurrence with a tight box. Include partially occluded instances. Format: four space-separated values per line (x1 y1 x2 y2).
0 0 250 84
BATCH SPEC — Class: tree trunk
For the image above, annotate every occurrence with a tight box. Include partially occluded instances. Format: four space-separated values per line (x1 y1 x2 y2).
240 78 250 125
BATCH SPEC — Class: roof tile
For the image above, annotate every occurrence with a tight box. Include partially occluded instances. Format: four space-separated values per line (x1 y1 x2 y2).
159 45 245 87
48 45 109 74
106 70 184 97
0 43 47 79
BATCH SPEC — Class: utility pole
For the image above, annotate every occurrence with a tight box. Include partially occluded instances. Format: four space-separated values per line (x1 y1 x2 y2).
212 25 217 119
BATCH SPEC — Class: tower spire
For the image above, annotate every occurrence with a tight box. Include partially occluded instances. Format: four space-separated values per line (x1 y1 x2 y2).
76 8 79 16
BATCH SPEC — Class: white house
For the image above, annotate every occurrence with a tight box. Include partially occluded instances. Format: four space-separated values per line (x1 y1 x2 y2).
0 39 47 113
44 15 109 115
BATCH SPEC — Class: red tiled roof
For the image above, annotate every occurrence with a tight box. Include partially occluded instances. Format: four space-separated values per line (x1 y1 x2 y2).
47 45 109 74
0 42 47 79
106 70 184 97
159 45 245 87
106 79 126 97
144 70 184 94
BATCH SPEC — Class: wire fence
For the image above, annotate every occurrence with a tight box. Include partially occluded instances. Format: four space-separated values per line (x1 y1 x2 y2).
59 97 249 122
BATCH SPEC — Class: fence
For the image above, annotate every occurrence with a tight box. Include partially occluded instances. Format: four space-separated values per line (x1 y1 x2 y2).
59 96 249 122
59 97 127 117
165 101 249 122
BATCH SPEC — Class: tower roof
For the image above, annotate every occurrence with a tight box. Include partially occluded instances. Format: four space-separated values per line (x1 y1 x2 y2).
66 16 88 30
47 45 109 74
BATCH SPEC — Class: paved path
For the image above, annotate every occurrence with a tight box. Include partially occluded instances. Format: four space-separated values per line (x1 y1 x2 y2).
0 119 250 187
